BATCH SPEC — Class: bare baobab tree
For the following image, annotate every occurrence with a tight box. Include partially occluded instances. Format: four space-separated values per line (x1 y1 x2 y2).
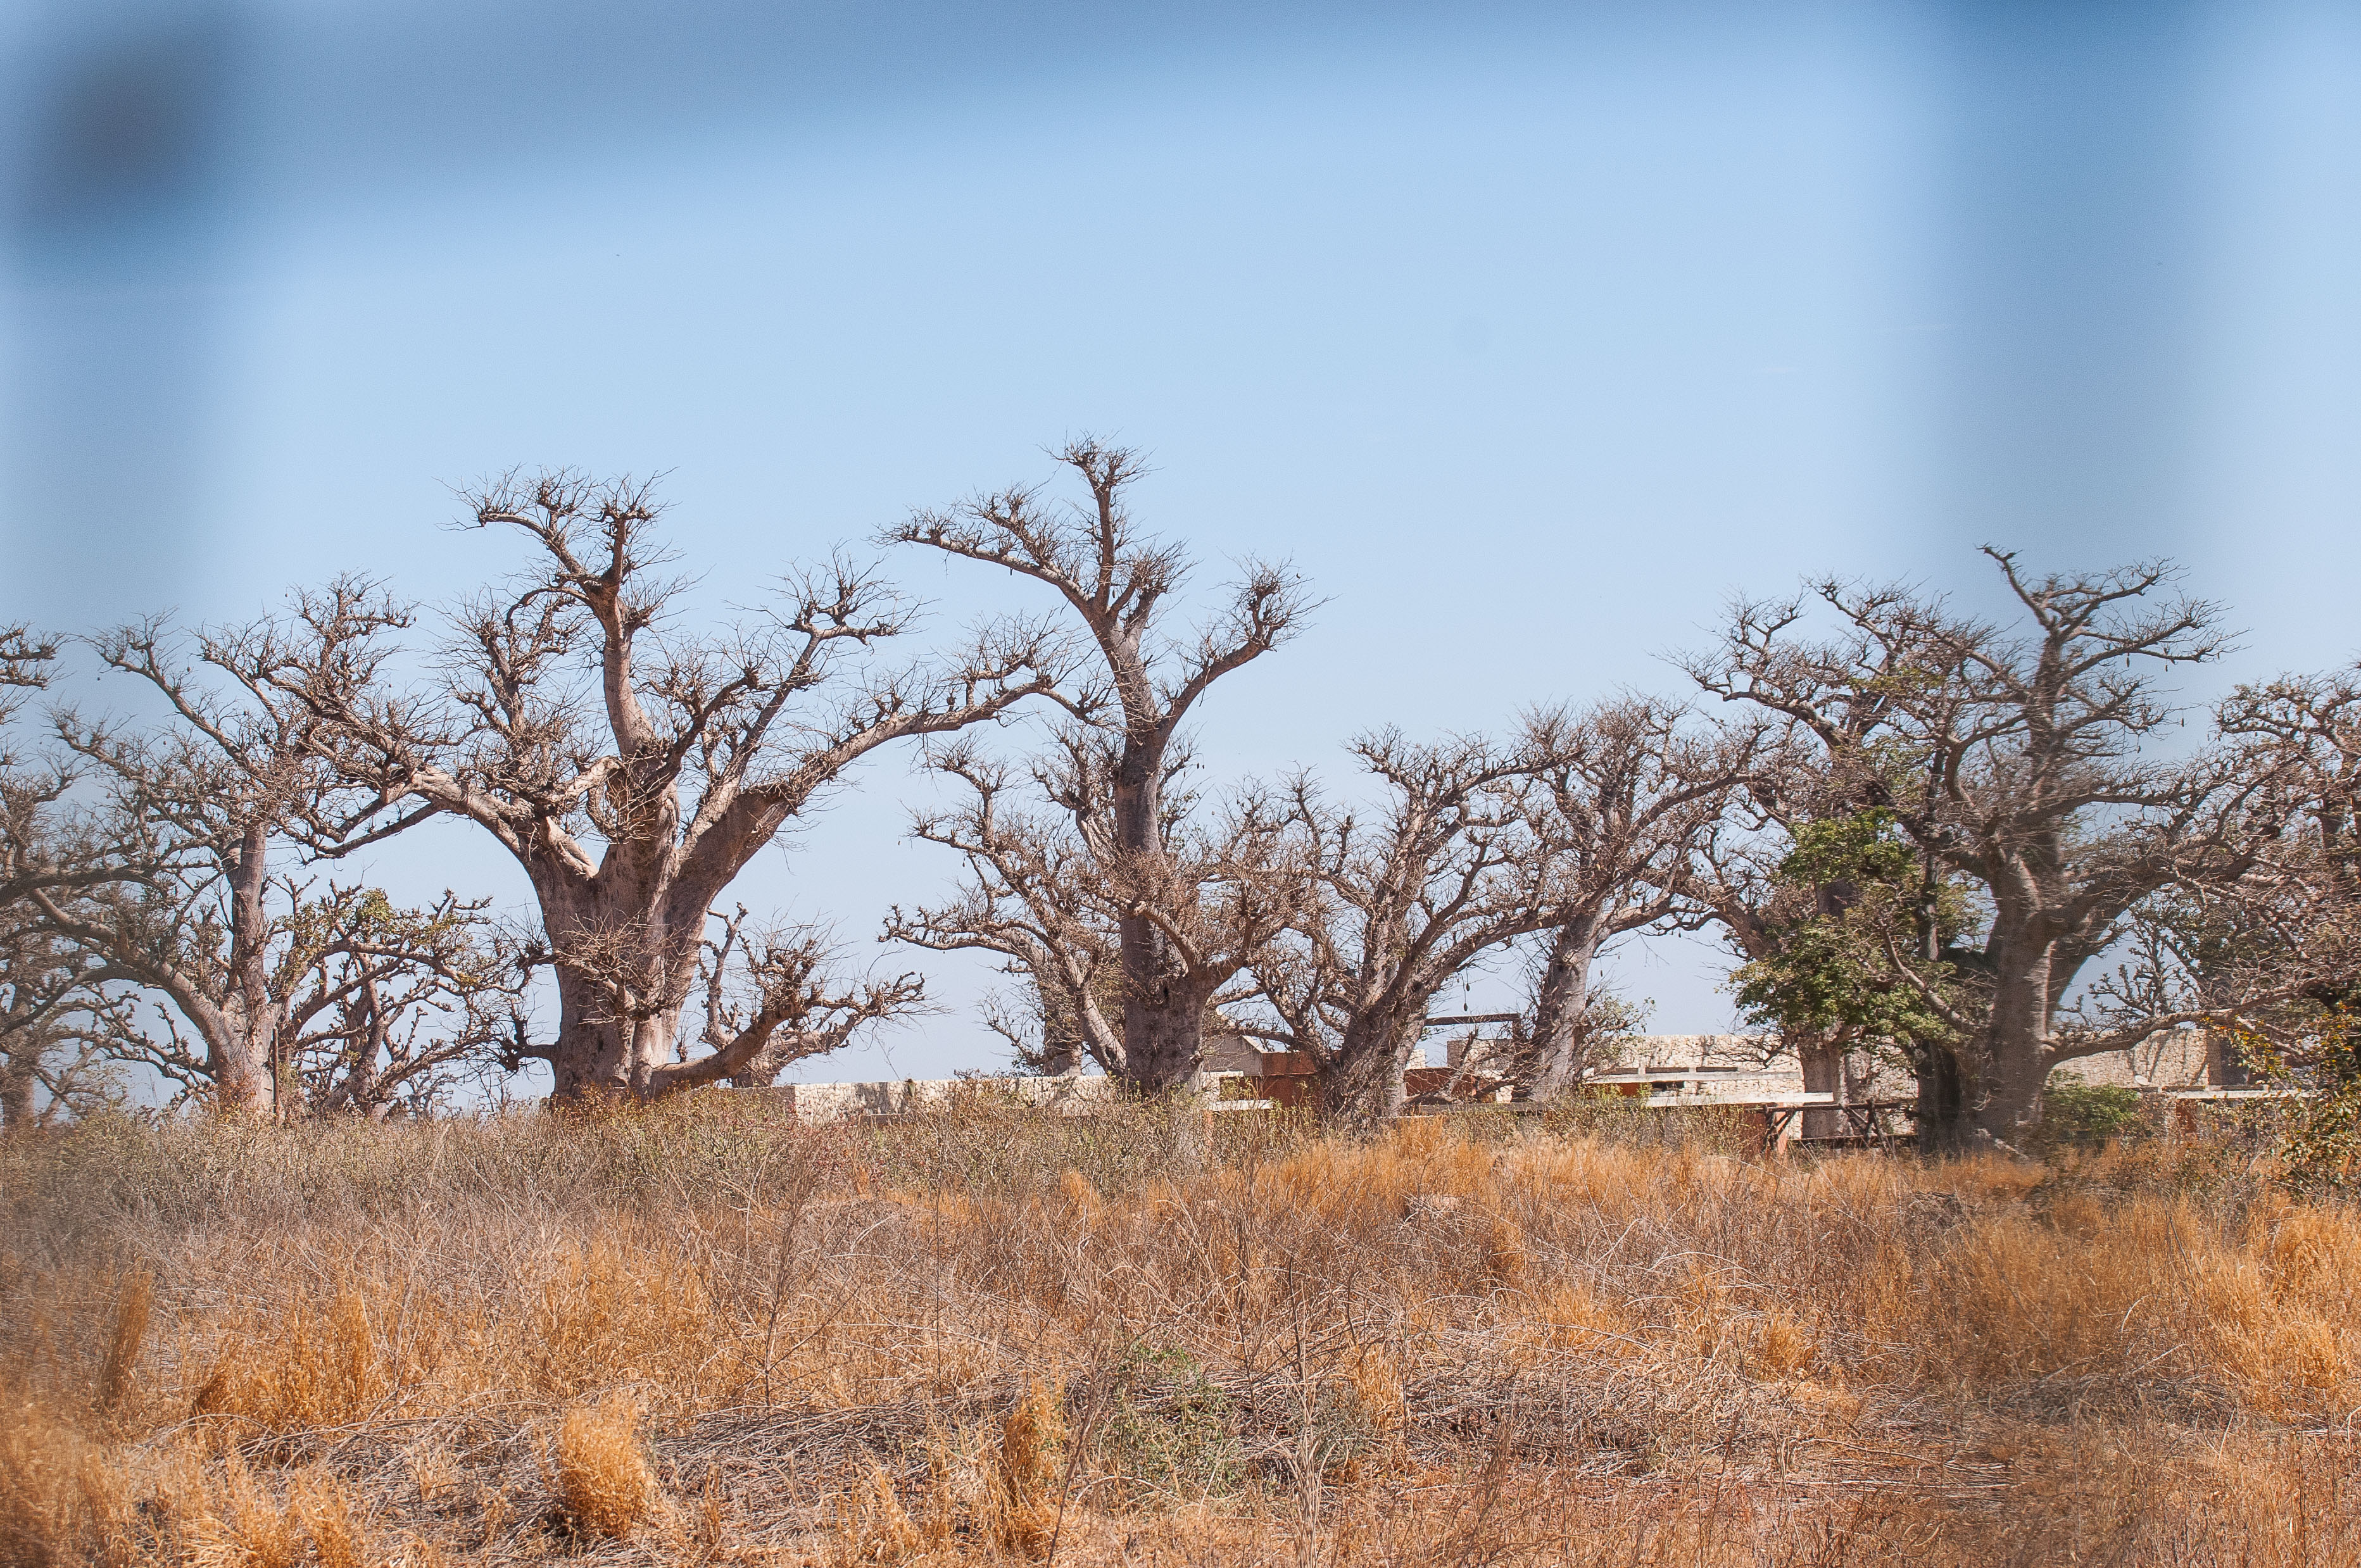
2148 669 2361 1055
887 737 1308 1089
886 442 1314 1090
1687 552 2299 1151
287 472 1064 1100
1511 698 1773 1100
689 907 928 1087
2217 668 2361 954
1245 731 1560 1123
0 627 135 1127
32 616 523 1117
0 927 132 1131
272 889 524 1119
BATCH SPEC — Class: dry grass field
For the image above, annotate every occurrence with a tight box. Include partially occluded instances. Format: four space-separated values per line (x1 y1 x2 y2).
3 1096 2357 1566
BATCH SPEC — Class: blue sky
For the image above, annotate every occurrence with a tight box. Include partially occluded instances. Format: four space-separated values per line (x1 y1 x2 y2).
3 0 2357 1084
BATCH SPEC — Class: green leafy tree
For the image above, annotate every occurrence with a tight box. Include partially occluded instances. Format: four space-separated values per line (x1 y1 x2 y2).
1728 808 1979 1129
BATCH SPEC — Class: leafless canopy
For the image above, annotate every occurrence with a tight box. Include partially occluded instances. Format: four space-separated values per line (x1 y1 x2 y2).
889 737 1309 1086
886 441 1315 1090
0 628 130 1127
2153 669 2361 1054
25 613 524 1118
1503 699 1776 1098
269 472 1062 1100
1243 729 1554 1121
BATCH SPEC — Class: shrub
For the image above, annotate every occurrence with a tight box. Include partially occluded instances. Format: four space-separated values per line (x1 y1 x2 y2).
2037 1073 2148 1149
1089 1347 1243 1508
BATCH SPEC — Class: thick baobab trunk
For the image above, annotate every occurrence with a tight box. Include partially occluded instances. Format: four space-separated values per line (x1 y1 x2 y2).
1528 917 1602 1102
1036 1032 1081 1076
1119 948 1214 1093
1107 715 1233 1088
1972 938 2055 1150
1319 1013 1417 1126
546 966 693 1099
211 996 279 1118
1798 1039 1847 1140
1106 761 1220 1093
1121 991 1212 1092
534 862 707 1101
1912 1040 1977 1155
0 1064 32 1133
1316 967 1440 1124
1977 1037 2048 1151
204 821 282 1118
547 966 641 1098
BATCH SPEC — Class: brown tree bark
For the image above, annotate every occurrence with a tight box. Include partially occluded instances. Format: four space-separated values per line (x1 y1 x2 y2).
1796 1038 1848 1140
1525 915 1606 1101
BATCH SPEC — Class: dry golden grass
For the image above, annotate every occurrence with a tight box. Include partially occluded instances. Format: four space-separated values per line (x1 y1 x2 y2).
1 1096 2356 1565
983 1382 1064 1558
553 1400 655 1542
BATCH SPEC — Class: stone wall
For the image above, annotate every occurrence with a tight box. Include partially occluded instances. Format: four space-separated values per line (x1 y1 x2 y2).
743 1027 2241 1122
2046 1028 2217 1090
744 1074 1123 1123
1620 1029 2235 1095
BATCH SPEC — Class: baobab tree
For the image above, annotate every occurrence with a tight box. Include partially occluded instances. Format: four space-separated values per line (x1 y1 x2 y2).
1676 584 2008 1135
33 616 522 1117
887 737 1308 1089
0 924 132 1131
2215 667 2361 981
886 442 1314 1090
1245 730 1560 1122
1688 552 2300 1150
289 472 1064 1100
1512 699 1773 1100
268 889 524 1119
0 627 132 1127
2135 668 2361 1070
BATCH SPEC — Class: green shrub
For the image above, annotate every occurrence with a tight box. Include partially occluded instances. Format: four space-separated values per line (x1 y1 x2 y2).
1088 1346 1243 1508
2037 1073 2148 1149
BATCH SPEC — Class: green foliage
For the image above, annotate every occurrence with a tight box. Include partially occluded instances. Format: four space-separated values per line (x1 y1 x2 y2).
1090 1345 1244 1507
2243 1017 2361 1194
1776 809 1919 890
2034 1072 2149 1149
1732 920 1955 1046
1728 809 1972 1051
